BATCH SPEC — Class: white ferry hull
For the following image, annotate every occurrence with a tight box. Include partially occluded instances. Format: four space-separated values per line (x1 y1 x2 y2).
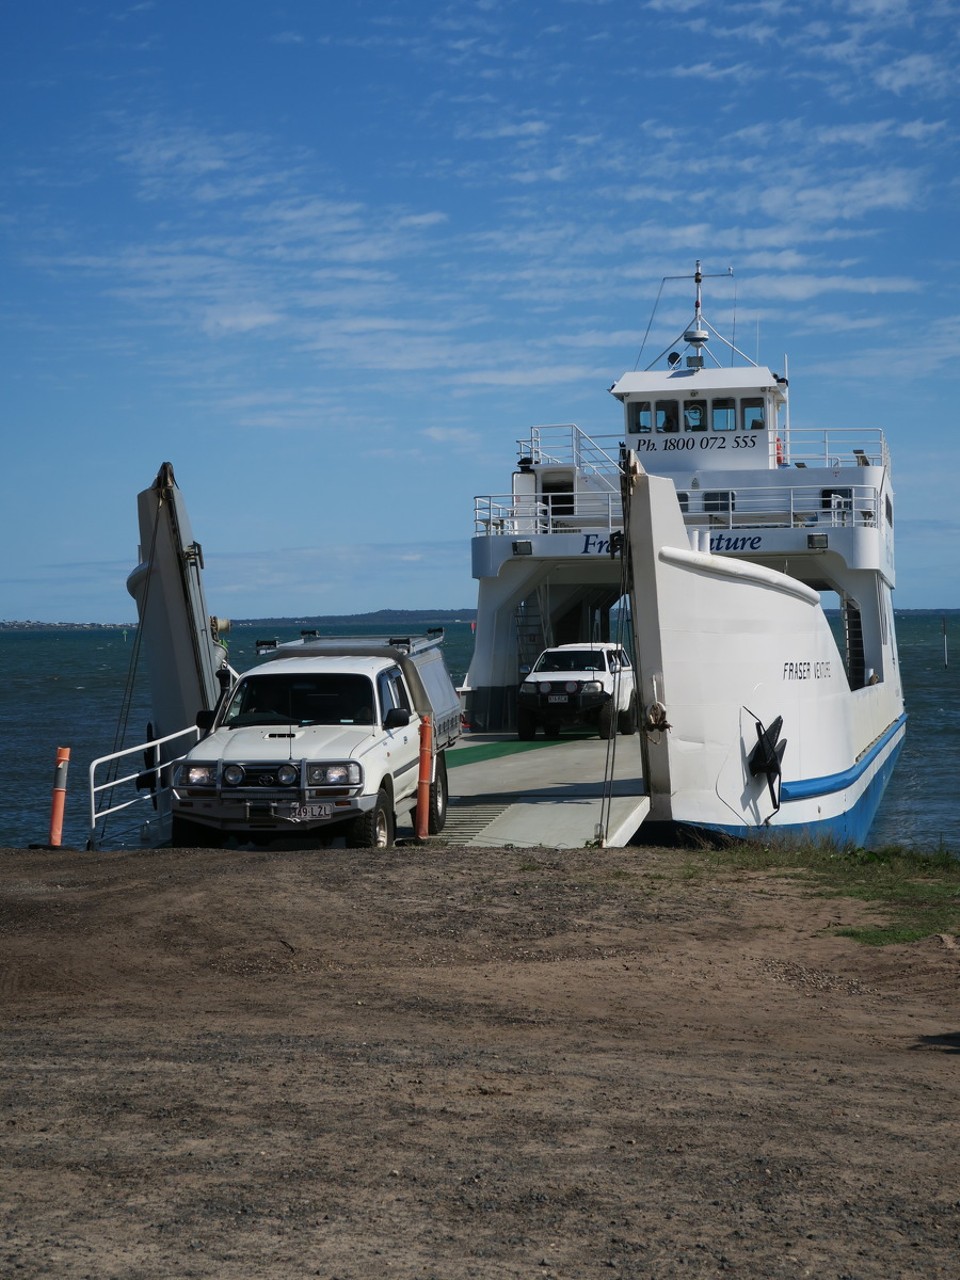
627 465 906 844
625 466 905 843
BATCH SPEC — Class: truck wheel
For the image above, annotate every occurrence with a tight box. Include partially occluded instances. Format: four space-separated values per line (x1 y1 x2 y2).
170 815 222 848
428 752 448 834
517 707 538 740
598 700 616 739
347 789 395 849
618 694 638 735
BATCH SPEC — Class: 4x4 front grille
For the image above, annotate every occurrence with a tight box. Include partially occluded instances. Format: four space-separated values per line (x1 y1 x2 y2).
224 762 299 791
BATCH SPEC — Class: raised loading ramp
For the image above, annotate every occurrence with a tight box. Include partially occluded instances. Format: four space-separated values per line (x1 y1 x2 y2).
443 734 649 849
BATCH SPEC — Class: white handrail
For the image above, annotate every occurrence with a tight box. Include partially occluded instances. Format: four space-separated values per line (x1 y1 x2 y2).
518 423 890 473
475 481 881 536
475 492 623 535
88 724 200 849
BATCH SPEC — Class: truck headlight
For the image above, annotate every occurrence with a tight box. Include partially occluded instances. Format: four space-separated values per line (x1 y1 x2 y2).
222 764 245 787
177 763 216 787
307 762 361 786
277 763 299 787
522 680 542 694
582 681 602 694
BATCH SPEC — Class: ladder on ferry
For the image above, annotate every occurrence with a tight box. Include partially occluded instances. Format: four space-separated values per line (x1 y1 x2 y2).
515 596 548 670
843 600 866 690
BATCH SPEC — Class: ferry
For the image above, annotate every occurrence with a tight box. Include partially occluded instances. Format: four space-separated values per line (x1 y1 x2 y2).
464 263 905 845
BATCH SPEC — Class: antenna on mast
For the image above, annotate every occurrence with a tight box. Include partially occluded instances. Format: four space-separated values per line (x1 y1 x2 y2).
634 261 737 370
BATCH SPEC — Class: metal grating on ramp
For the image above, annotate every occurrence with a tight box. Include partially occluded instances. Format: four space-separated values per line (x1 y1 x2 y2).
440 801 512 843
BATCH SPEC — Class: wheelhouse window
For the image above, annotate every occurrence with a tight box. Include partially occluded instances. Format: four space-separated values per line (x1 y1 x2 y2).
711 397 736 431
683 401 706 431
656 400 679 432
743 398 765 430
628 400 652 433
677 491 689 513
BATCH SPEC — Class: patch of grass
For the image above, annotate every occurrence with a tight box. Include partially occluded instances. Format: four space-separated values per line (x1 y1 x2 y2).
509 837 960 945
837 925 932 946
690 838 960 944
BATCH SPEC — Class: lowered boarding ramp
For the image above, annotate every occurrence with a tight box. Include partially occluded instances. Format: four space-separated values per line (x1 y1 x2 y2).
442 734 649 848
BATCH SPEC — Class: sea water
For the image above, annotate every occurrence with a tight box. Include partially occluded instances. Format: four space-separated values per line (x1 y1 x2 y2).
0 614 956 853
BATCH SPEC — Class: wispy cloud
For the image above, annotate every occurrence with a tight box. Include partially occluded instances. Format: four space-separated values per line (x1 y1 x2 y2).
201 305 281 336
875 52 954 95
669 60 752 80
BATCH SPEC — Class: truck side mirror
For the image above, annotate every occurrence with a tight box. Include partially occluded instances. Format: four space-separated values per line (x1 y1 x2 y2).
196 708 216 732
383 707 411 729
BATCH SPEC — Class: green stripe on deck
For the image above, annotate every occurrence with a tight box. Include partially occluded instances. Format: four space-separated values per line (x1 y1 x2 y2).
448 734 593 768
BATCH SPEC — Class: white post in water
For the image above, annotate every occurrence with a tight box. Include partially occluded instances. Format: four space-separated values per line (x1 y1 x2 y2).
944 616 949 669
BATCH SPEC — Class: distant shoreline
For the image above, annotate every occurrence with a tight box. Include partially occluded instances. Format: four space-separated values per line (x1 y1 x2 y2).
2 610 955 632
1 608 954 632
0 609 479 632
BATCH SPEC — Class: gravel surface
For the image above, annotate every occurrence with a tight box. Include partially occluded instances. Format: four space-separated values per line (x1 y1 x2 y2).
2 842 958 1279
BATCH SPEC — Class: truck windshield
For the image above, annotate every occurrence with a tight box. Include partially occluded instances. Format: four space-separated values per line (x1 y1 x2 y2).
223 674 376 727
533 650 607 673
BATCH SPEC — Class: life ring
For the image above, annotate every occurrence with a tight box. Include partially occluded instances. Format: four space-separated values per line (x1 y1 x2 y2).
775 436 784 466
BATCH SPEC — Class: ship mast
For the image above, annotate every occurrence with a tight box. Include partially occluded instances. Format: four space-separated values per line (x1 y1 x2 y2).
682 260 710 365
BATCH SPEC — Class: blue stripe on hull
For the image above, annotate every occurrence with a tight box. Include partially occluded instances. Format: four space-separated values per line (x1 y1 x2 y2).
694 717 906 847
779 714 907 803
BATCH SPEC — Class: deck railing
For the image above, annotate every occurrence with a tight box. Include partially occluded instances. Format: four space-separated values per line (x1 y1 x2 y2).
87 724 200 849
524 424 622 488
783 428 889 471
475 491 624 536
683 483 880 529
515 423 890 473
474 483 881 537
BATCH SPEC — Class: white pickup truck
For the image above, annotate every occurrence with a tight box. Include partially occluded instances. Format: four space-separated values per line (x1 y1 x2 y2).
516 642 637 740
170 631 461 848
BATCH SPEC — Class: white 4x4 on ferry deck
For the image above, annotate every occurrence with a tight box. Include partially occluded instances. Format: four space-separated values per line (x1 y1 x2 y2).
517 643 637 740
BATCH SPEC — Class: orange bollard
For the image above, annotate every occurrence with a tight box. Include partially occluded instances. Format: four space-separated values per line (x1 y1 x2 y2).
48 746 71 848
416 715 433 839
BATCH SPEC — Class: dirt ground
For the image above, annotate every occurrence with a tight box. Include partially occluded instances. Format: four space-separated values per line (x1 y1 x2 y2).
1 841 958 1280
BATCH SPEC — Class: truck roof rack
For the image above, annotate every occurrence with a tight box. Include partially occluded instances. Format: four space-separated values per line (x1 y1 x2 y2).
261 629 446 659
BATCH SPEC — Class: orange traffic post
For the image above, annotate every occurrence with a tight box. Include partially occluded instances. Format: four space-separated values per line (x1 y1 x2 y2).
48 746 71 848
416 715 433 839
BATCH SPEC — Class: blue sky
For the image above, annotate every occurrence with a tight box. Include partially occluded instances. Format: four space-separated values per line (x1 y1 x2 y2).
2 0 958 623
